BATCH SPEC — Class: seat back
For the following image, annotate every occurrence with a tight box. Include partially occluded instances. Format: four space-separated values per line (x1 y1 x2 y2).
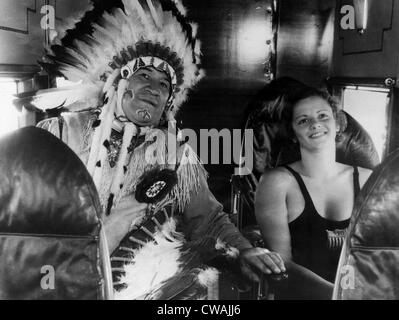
333 149 399 299
0 127 113 299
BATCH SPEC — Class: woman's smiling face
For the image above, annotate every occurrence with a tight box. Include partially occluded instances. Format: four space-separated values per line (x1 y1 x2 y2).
291 96 338 150
122 66 171 126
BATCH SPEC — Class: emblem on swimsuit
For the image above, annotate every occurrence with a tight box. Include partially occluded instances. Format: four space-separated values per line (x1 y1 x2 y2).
326 228 347 249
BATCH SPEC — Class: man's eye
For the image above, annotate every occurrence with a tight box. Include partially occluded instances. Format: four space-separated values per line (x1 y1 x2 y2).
160 82 169 89
140 73 150 79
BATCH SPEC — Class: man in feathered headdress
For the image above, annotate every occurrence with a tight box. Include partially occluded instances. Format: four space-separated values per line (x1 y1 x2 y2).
27 0 285 299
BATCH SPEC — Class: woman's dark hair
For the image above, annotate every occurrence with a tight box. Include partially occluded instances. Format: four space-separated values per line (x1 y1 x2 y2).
243 77 309 129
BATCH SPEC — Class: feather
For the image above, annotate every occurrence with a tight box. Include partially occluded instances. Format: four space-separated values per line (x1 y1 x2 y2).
146 0 162 29
14 84 101 112
197 267 220 300
190 22 198 39
114 218 185 300
149 268 206 300
110 123 137 196
87 87 116 176
172 0 187 16
91 93 117 186
125 0 151 28
103 68 121 93
51 3 94 43
197 267 219 288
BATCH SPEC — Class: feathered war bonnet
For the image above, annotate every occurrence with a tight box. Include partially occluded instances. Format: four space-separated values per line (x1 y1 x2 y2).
37 0 204 208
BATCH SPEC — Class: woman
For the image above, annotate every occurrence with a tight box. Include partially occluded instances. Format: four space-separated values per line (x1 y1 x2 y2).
255 86 372 299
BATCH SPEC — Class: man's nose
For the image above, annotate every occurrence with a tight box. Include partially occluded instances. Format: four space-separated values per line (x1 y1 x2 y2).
146 81 161 96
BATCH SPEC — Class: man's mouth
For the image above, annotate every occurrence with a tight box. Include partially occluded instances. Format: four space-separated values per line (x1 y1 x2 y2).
136 109 152 121
138 96 158 108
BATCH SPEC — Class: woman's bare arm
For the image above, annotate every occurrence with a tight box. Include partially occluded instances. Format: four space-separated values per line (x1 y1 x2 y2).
255 169 333 299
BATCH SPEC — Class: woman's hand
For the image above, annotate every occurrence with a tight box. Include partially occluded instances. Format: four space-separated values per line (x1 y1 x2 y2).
239 247 286 282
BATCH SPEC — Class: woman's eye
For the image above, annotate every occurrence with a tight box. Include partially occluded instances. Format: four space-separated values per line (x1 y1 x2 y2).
298 119 308 125
319 113 329 119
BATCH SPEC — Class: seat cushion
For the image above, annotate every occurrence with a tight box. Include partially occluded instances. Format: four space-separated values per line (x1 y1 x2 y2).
0 127 108 299
334 149 399 299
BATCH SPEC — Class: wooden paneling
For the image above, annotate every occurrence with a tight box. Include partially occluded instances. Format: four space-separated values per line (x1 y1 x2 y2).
179 0 273 130
178 0 274 209
332 0 399 78
276 0 336 87
338 0 393 54
0 0 90 68
0 0 36 33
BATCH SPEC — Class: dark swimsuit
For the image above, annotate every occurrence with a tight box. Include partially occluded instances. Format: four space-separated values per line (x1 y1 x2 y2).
283 165 360 283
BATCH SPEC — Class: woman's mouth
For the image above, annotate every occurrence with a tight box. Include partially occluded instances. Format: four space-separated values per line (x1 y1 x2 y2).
309 131 327 138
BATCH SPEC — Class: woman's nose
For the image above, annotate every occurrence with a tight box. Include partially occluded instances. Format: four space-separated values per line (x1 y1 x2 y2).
310 119 322 129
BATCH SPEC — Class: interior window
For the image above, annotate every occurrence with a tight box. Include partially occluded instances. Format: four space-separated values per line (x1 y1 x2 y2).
342 86 390 162
0 78 19 138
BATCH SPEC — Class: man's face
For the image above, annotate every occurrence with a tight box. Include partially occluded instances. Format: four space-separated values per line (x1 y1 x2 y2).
122 66 171 126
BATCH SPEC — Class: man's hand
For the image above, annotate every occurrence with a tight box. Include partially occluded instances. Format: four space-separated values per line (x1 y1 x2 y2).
239 247 286 282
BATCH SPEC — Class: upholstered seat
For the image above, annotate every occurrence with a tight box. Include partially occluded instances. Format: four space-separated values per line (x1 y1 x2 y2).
0 127 112 299
333 149 399 300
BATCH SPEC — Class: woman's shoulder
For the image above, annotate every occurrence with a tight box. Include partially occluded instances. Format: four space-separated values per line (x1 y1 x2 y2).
256 166 298 216
258 164 298 191
337 163 373 188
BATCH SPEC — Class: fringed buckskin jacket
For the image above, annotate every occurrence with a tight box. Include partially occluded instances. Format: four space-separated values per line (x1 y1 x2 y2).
38 110 251 300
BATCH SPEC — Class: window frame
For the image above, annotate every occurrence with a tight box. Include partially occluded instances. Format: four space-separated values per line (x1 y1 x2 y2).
326 77 396 160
